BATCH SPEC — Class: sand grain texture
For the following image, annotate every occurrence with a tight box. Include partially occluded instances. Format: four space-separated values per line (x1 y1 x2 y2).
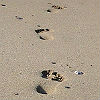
0 0 100 100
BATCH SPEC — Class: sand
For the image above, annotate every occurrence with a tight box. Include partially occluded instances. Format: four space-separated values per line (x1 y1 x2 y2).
0 0 100 99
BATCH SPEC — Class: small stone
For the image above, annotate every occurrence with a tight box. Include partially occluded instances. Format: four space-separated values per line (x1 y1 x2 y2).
1 4 6 6
65 86 71 89
47 9 51 13
51 62 56 64
45 29 49 31
14 93 19 95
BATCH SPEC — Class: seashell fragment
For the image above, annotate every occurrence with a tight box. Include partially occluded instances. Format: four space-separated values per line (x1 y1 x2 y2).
74 71 84 75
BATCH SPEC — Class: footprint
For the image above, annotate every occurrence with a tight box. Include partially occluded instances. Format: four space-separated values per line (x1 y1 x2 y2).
36 80 62 94
35 28 54 40
36 70 65 94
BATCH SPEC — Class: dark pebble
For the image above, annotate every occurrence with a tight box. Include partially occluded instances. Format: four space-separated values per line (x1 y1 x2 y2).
51 62 56 64
45 29 49 31
14 93 19 95
1 4 6 6
65 86 71 89
47 9 51 12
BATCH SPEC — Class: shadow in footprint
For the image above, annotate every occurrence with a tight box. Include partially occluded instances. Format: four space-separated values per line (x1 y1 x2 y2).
39 36 46 40
36 85 47 94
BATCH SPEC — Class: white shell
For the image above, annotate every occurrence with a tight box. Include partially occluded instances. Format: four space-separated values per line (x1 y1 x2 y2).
74 71 84 75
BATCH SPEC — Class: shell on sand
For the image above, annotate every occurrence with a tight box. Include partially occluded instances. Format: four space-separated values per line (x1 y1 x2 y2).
36 80 61 94
38 32 54 40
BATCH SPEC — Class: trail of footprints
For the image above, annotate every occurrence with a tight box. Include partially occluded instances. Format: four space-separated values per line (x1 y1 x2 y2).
35 3 67 94
36 70 65 94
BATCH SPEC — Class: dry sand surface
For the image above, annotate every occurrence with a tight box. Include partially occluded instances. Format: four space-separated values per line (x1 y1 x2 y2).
0 0 100 100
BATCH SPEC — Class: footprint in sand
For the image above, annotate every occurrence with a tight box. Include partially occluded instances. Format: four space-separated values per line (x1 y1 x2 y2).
35 28 54 40
36 70 65 94
46 3 67 13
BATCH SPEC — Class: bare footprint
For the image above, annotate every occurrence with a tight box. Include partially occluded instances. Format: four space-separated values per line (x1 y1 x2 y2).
36 70 65 94
35 28 54 40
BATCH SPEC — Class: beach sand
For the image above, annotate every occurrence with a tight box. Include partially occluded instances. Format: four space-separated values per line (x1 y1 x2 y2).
0 0 100 100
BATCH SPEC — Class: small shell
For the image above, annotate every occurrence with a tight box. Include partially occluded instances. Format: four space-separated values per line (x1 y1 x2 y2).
74 71 84 75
